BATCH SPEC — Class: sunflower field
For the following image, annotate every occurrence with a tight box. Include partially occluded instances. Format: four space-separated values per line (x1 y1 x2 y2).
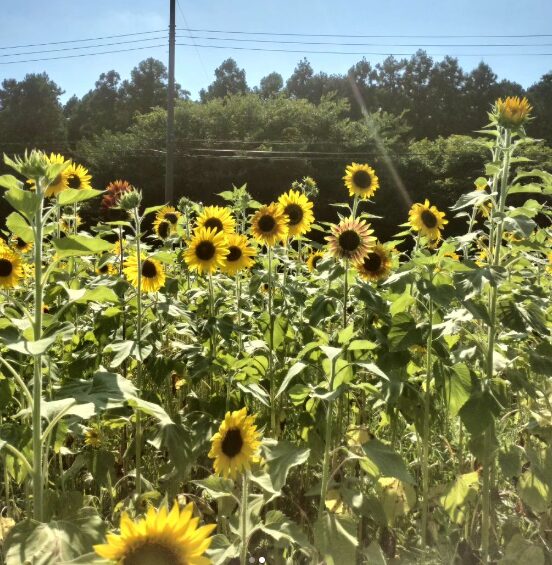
0 96 550 565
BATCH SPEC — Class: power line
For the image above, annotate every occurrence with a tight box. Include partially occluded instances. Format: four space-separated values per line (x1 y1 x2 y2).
177 27 552 40
0 29 168 51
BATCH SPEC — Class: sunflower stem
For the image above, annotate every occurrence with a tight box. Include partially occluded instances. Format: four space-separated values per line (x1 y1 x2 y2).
133 208 143 496
343 259 349 328
351 195 359 220
267 246 277 437
240 471 249 565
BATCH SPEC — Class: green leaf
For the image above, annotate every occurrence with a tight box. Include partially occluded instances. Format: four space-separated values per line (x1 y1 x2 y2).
52 235 113 257
194 476 235 499
275 362 307 399
5 212 33 242
459 392 499 435
58 188 103 206
259 510 311 548
348 340 378 351
314 512 358 565
5 322 74 356
361 440 413 484
518 470 551 513
262 439 310 492
499 446 523 478
499 534 545 565
439 471 479 524
388 313 423 351
444 363 471 416
104 340 152 367
4 186 40 221
0 174 24 191
377 477 416 525
362 542 388 565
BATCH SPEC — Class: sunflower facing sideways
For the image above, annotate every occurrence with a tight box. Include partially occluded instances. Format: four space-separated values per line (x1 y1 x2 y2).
208 407 262 480
196 205 235 235
278 189 314 237
306 250 325 272
184 227 229 275
343 162 380 199
155 205 181 233
0 248 23 289
326 217 376 262
153 219 173 240
64 162 92 191
251 203 289 246
101 179 134 211
353 243 393 282
44 153 71 197
408 199 448 242
220 233 256 276
94 502 216 565
123 255 166 293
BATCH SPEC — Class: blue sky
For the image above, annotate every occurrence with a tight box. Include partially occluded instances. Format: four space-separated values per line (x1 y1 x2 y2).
1 0 551 102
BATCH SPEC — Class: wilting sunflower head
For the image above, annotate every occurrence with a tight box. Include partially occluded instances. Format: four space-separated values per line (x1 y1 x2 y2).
306 250 326 272
0 248 23 289
208 407 262 479
251 203 289 246
278 189 314 237
123 255 166 293
94 502 216 565
10 236 32 253
492 96 533 129
184 227 229 275
102 179 134 211
220 233 256 276
196 205 235 235
326 217 376 262
353 243 393 282
64 163 92 191
343 162 380 200
408 199 448 243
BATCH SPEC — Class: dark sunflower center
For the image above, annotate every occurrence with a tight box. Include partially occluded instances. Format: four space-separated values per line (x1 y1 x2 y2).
312 255 322 269
165 213 178 225
363 252 382 273
421 210 438 229
284 203 303 226
67 174 81 189
124 541 181 565
258 214 276 233
352 170 372 190
195 241 216 261
141 259 158 278
16 238 26 249
98 264 109 274
203 217 224 232
227 246 243 262
157 221 170 239
222 428 243 458
0 259 13 277
338 230 361 252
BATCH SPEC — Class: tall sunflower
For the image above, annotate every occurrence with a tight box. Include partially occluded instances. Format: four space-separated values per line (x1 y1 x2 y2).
326 217 376 262
44 153 71 197
277 189 314 237
0 249 23 289
306 250 325 272
94 502 216 565
408 199 448 242
220 233 256 276
124 255 166 293
184 227 229 275
208 407 261 479
64 163 92 191
493 96 532 129
156 206 182 232
196 205 235 235
353 243 393 282
251 203 289 246
343 163 380 199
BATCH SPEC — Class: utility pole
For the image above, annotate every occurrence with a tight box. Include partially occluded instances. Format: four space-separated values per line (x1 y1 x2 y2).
165 0 176 203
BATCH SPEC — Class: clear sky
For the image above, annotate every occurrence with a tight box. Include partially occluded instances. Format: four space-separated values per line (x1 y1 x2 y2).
1 0 551 103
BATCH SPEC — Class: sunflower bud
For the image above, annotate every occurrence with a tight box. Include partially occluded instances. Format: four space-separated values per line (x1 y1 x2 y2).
492 96 532 129
4 150 49 181
118 188 142 211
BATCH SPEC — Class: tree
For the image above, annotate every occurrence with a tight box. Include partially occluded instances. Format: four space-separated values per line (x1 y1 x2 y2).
257 72 284 99
0 73 66 149
200 59 248 102
527 72 552 144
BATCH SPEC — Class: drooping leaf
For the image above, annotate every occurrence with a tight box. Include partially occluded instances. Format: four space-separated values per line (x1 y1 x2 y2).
360 440 413 484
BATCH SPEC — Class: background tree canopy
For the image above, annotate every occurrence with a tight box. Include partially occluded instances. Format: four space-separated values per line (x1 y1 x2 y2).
1 51 551 239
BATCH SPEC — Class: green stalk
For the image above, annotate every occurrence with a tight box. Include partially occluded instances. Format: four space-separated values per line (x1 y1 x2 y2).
481 128 512 562
133 209 143 495
32 180 45 521
421 295 433 547
240 472 249 565
343 260 349 327
267 247 277 436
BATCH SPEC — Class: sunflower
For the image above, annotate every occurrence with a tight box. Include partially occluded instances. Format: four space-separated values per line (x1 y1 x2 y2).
326 217 376 262
343 163 380 199
124 255 166 293
10 236 32 253
97 258 116 276
84 426 102 448
64 163 92 191
94 502 216 565
60 214 83 234
208 407 261 479
493 96 532 129
353 243 393 282
153 219 173 240
184 227 229 275
306 251 325 272
220 233 256 276
546 252 552 275
277 190 314 237
0 249 23 289
196 205 235 235
408 199 448 242
102 179 134 211
156 206 182 231
251 203 289 246
44 153 71 197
